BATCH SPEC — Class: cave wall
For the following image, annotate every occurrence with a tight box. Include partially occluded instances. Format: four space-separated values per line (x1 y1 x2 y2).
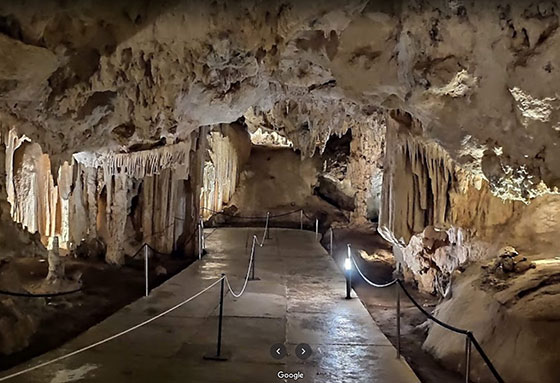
379 112 524 292
378 112 560 382
228 145 322 218
200 122 251 219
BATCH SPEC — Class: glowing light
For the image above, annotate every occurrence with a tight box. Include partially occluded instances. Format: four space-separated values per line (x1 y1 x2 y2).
533 258 560 266
344 257 352 271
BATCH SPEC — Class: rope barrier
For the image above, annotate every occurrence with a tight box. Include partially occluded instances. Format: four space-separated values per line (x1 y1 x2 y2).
0 205 276 380
0 208 274 380
201 207 302 220
397 280 503 382
130 224 199 260
346 240 504 382
125 219 175 243
0 287 82 298
468 332 504 383
396 280 469 335
350 255 397 288
301 210 315 220
225 235 257 298
224 212 270 298
255 216 269 247
0 276 225 382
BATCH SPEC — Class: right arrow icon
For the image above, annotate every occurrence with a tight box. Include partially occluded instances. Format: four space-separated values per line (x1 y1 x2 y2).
295 343 312 360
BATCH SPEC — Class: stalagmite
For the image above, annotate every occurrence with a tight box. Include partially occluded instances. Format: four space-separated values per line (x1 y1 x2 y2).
105 173 129 265
46 237 64 282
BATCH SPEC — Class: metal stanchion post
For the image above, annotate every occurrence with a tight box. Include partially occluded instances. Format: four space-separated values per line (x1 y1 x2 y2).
329 227 333 256
144 244 149 297
396 268 401 359
465 334 472 383
315 218 319 241
344 244 352 299
251 248 256 280
249 240 259 281
204 274 228 361
300 210 303 230
265 212 271 239
172 217 176 253
198 223 202 260
200 216 206 254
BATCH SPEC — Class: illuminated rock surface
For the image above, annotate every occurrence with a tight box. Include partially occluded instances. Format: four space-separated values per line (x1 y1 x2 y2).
0 1 559 382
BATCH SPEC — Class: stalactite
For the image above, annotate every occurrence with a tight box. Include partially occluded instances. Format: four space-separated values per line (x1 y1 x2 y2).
73 141 191 179
4 129 201 264
105 172 129 265
379 121 456 245
85 166 98 238
379 114 522 294
69 165 88 248
200 124 251 219
142 175 155 245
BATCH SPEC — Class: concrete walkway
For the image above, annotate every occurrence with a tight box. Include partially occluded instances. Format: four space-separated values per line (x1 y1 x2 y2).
2 228 419 383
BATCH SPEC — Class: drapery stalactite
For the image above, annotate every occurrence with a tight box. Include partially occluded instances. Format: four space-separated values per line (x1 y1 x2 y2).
379 115 456 245
378 112 522 293
200 123 251 219
5 129 204 265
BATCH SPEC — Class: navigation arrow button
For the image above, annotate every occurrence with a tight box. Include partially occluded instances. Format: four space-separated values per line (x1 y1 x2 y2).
295 343 312 360
270 343 287 360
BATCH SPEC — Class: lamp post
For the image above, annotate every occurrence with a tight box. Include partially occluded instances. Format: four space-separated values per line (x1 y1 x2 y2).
344 244 352 299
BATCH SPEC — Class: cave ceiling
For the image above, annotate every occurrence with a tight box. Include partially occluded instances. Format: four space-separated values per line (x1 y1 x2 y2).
1 0 559 200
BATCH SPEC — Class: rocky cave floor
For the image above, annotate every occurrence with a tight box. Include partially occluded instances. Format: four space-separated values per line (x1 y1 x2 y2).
326 227 465 383
0 252 194 372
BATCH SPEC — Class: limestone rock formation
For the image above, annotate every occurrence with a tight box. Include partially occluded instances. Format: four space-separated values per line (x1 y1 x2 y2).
46 237 64 282
0 1 560 381
1 0 558 200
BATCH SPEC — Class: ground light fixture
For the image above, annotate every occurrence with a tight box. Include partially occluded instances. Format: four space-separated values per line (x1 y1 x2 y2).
345 244 352 299
344 256 352 271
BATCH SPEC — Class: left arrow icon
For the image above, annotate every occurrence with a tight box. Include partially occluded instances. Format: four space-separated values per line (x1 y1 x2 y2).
270 343 286 360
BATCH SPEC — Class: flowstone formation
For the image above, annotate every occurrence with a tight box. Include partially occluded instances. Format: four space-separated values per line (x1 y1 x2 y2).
4 127 203 265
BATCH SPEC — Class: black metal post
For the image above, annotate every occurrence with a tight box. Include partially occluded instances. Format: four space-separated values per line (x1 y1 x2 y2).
249 238 260 281
465 333 472 383
396 282 401 358
204 274 228 361
217 274 225 357
250 251 256 280
346 269 352 299
172 217 176 253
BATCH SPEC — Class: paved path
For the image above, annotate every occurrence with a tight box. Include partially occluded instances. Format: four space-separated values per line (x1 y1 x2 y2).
1 228 419 383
